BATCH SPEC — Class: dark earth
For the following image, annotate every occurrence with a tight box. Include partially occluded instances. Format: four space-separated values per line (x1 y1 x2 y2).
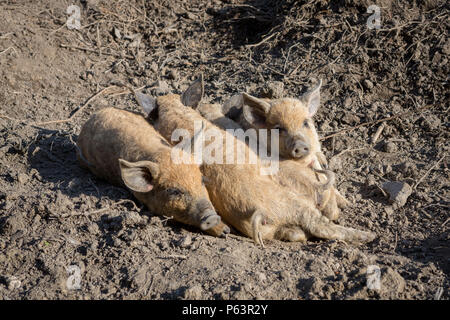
0 0 448 299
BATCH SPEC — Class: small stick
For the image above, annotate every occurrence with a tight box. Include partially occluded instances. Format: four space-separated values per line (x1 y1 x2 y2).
413 155 446 190
49 24 65 35
0 46 14 56
157 254 187 259
0 114 20 121
434 287 444 300
96 24 101 57
392 232 398 251
90 199 138 215
376 184 388 198
246 28 278 48
0 32 13 39
372 123 385 144
109 84 148 97
442 218 449 227
334 147 365 158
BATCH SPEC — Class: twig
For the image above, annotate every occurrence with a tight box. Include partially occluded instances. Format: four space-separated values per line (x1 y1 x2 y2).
414 155 446 190
0 114 20 121
372 123 385 144
0 32 13 39
90 199 139 215
0 46 14 56
334 147 365 158
434 287 444 300
109 85 148 97
392 232 398 252
157 254 187 259
246 28 278 48
376 184 388 198
49 24 65 35
442 218 450 227
32 86 118 126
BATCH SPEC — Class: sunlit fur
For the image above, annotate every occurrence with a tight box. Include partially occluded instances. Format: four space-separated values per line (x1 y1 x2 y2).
153 95 374 245
265 98 320 166
199 101 344 221
263 98 349 220
76 107 228 237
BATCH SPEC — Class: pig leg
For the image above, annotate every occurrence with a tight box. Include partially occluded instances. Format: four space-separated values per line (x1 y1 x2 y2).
334 189 351 208
312 156 350 210
318 189 340 221
312 168 341 220
205 221 231 238
298 207 375 243
316 188 332 211
251 211 265 247
276 226 307 242
316 151 328 169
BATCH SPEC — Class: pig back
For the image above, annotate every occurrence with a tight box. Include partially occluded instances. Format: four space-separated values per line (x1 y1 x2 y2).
77 107 166 186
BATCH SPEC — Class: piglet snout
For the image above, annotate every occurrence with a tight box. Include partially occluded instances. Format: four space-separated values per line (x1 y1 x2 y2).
291 141 310 158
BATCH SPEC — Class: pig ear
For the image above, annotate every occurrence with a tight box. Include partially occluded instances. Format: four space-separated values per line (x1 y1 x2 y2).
242 104 266 129
119 159 160 193
241 93 270 129
242 93 271 114
302 79 322 117
135 92 157 115
181 74 204 108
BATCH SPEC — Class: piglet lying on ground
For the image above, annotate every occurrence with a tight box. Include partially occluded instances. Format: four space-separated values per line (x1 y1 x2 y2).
76 107 229 237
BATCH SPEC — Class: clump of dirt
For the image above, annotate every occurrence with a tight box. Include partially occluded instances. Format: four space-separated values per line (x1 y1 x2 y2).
0 0 448 299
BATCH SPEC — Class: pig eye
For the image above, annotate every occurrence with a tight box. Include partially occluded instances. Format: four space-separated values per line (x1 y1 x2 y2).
303 120 310 128
273 125 286 132
166 188 184 197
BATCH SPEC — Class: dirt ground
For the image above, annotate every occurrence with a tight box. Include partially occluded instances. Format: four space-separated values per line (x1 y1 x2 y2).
0 0 448 300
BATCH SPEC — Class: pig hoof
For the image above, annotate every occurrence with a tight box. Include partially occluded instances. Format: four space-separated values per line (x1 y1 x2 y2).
200 214 221 231
220 225 231 238
257 231 265 248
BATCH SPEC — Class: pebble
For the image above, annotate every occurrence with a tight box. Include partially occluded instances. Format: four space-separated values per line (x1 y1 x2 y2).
17 173 29 184
125 211 142 225
176 235 192 248
381 267 406 296
256 272 267 282
381 181 412 207
88 223 100 235
279 270 291 282
344 97 352 107
384 141 397 153
183 285 203 299
363 79 374 90
113 27 121 40
6 276 21 290
384 206 394 215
